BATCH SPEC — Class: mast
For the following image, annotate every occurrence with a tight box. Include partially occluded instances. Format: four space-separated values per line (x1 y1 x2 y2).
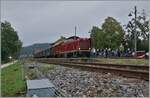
74 26 77 39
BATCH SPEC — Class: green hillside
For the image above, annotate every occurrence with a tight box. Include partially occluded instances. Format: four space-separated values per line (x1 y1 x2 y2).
20 43 51 57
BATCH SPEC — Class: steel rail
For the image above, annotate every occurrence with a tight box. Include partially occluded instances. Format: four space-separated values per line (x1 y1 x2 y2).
36 58 149 80
36 58 149 71
64 61 149 71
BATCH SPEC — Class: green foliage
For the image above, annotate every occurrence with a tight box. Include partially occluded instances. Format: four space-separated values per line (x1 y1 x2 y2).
1 21 22 63
137 39 149 52
90 26 107 49
102 17 124 49
125 9 149 51
90 17 124 50
1 62 26 96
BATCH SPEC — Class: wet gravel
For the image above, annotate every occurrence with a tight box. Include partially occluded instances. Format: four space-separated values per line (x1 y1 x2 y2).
41 65 149 97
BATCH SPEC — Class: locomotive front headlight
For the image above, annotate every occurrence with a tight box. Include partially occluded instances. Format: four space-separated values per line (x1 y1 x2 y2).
89 48 91 50
79 48 80 50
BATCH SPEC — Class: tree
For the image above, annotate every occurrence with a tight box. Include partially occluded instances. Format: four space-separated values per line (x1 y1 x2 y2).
90 17 124 50
125 8 149 51
101 17 124 49
137 10 149 40
90 26 107 49
1 21 22 63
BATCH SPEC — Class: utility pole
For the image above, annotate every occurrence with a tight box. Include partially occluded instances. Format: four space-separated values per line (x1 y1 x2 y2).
75 26 77 39
74 26 77 57
134 6 137 56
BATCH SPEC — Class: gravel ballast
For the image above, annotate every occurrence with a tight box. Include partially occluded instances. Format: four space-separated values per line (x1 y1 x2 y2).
39 64 149 97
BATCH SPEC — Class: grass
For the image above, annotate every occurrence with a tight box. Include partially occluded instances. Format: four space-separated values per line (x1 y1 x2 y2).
39 63 56 74
26 68 38 80
25 63 56 80
93 58 149 65
1 61 26 97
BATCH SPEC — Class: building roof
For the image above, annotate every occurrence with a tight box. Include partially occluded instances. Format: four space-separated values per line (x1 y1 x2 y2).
27 79 54 89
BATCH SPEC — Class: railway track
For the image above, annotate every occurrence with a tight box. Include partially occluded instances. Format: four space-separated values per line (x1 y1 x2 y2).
64 61 149 71
36 58 149 81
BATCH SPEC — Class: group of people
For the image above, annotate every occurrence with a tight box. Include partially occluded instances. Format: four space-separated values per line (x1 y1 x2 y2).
91 48 133 58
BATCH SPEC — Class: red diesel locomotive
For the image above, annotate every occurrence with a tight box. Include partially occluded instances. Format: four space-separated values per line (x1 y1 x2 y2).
52 36 91 57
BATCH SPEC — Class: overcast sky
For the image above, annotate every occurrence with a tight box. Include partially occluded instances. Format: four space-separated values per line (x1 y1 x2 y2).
1 1 150 46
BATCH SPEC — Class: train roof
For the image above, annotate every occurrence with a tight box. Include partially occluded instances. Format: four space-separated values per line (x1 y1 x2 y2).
66 36 90 40
67 36 80 39
51 37 66 47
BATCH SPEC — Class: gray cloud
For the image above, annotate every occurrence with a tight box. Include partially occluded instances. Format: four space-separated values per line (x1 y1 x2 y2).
1 1 150 46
